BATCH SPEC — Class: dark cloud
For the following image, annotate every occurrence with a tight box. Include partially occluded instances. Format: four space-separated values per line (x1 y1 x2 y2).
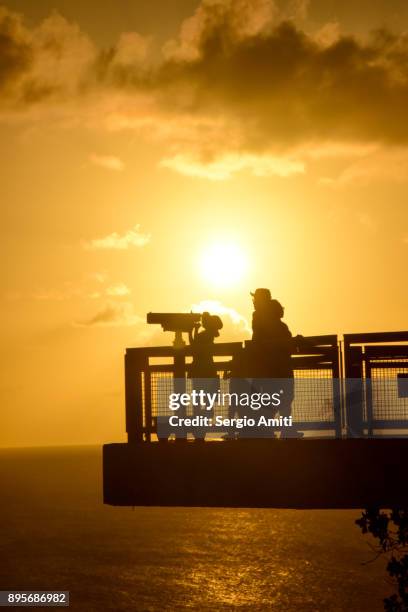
87 0 408 150
151 22 408 147
0 8 31 92
3 0 408 149
0 7 95 109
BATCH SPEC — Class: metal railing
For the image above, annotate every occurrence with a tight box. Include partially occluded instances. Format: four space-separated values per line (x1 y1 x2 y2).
344 332 408 437
124 331 408 442
124 335 342 441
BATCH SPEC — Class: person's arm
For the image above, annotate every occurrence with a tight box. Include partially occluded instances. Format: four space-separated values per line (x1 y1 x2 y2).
277 322 292 340
293 334 305 352
279 322 298 353
283 322 292 338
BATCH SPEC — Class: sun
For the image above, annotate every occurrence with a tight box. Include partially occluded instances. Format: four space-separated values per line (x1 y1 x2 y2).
199 242 249 288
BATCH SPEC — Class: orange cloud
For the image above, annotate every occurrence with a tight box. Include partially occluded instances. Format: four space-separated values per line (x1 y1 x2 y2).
74 302 142 327
160 152 305 179
319 147 408 186
89 153 124 171
105 283 131 297
83 224 151 250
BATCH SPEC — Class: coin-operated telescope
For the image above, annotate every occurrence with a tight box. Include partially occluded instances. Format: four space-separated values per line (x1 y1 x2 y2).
147 312 202 348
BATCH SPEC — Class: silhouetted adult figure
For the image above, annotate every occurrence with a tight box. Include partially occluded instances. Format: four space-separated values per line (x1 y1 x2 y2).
189 312 223 440
250 289 302 438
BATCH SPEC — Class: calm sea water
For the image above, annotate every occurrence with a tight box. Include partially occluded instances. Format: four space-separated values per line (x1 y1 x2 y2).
0 447 391 611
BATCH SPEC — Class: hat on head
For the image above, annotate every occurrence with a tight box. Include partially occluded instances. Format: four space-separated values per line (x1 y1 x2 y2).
250 288 272 301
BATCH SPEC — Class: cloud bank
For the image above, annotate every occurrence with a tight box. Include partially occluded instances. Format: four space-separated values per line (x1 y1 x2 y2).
3 0 408 178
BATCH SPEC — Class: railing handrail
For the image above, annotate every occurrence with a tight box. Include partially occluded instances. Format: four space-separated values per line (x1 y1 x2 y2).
125 334 340 359
125 341 243 358
344 331 408 345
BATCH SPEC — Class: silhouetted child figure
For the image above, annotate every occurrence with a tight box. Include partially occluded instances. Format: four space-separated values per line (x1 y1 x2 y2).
189 312 223 440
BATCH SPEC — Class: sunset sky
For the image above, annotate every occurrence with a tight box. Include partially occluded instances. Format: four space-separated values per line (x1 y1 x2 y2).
1 0 407 447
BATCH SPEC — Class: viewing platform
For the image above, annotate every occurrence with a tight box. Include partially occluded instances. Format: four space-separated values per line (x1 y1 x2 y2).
103 331 408 509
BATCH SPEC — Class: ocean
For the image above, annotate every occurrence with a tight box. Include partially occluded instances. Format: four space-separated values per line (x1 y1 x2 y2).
0 447 391 611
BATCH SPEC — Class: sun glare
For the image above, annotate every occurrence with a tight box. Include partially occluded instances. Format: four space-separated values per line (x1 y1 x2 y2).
199 242 249 288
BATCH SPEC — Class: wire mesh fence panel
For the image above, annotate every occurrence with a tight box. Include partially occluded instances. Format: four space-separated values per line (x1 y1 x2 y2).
151 372 174 418
369 362 408 422
148 368 339 434
293 369 335 423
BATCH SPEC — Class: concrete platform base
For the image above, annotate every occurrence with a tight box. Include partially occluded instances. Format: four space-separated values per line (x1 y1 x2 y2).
103 439 408 509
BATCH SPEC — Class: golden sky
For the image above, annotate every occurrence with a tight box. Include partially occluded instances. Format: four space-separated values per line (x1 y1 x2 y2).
1 0 407 447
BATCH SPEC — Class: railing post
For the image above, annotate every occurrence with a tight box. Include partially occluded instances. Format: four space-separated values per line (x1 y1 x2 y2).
344 339 364 438
144 363 152 442
125 350 144 443
365 361 374 438
331 344 342 438
174 349 186 439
